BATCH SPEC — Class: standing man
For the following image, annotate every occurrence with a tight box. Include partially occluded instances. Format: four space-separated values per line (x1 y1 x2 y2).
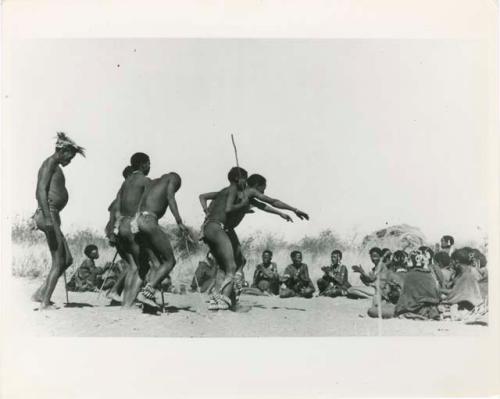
199 170 308 310
31 132 85 310
132 172 188 309
113 152 152 307
104 165 133 303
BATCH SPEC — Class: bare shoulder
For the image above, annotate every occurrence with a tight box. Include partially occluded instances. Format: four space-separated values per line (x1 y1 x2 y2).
37 156 58 179
163 172 181 183
246 187 259 197
40 156 57 170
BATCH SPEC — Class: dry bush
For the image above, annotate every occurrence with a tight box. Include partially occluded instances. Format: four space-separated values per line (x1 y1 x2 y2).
11 218 485 290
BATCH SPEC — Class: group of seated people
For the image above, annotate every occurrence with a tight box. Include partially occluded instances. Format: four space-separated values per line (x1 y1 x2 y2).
71 235 488 321
190 234 487 321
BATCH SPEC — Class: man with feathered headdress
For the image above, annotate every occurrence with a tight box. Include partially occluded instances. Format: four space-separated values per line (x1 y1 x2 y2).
31 132 85 310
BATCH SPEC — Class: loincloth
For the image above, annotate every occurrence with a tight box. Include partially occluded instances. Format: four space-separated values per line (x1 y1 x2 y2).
31 206 71 257
31 205 61 231
199 219 225 242
131 211 158 234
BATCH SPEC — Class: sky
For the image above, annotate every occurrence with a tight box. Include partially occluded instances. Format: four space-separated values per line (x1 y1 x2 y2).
3 38 491 244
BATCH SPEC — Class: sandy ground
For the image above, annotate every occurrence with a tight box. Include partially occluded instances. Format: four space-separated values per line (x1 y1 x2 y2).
7 277 488 337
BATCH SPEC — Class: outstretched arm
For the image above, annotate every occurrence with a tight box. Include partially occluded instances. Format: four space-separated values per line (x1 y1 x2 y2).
248 188 309 220
250 199 292 222
199 192 218 214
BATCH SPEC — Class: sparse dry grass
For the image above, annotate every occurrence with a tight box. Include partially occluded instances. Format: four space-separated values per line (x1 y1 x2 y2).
11 218 486 289
11 218 369 287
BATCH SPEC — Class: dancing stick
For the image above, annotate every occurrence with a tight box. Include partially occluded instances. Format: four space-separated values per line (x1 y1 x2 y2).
98 250 119 299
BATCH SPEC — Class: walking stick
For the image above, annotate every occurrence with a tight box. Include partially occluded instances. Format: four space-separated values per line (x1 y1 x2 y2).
184 235 213 321
160 288 166 313
98 250 119 299
375 253 389 335
63 271 70 304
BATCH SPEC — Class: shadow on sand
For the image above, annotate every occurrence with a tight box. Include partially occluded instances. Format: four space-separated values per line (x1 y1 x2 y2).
252 304 306 312
64 302 94 308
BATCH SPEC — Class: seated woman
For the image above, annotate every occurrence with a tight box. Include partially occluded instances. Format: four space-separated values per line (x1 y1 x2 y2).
442 248 484 311
434 251 454 288
346 247 382 299
394 250 441 320
367 264 406 319
317 250 351 297
251 250 280 295
67 245 110 292
419 246 445 289
279 251 315 298
190 252 218 293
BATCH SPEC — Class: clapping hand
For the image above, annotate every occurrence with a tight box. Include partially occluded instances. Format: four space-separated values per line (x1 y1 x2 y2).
352 265 363 274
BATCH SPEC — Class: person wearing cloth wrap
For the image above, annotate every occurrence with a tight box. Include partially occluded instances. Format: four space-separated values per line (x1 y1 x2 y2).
104 165 133 303
252 250 280 295
199 169 309 310
317 250 351 297
31 132 85 310
132 172 188 309
112 152 152 307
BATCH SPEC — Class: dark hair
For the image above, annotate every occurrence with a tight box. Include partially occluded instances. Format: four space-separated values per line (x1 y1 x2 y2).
451 248 472 265
441 235 455 246
291 250 302 259
122 166 133 178
434 251 451 267
130 152 150 171
369 247 382 256
331 249 343 259
393 250 407 262
247 174 267 188
227 167 248 183
471 248 487 268
263 250 273 256
419 246 435 261
84 244 98 257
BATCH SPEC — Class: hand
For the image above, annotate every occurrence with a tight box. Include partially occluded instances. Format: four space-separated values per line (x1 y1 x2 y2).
108 233 118 247
43 216 54 230
280 213 293 222
178 222 189 236
294 209 309 220
352 265 363 273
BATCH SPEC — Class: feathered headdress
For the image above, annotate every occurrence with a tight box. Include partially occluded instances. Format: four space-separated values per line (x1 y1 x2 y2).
55 132 86 157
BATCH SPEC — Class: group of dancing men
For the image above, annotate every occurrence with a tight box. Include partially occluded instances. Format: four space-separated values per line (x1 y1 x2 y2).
31 133 309 311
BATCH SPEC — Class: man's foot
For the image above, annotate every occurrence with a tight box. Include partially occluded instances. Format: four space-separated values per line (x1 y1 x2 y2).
137 284 159 308
208 296 219 311
106 291 122 303
216 294 231 310
31 293 55 305
39 303 60 311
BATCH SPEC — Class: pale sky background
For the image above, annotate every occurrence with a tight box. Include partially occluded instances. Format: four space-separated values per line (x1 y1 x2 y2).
3 38 490 244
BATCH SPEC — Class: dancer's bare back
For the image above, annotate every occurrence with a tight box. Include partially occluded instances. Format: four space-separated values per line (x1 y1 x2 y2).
138 173 183 223
116 172 151 217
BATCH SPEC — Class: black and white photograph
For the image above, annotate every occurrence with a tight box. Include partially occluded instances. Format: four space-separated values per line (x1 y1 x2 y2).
1 1 499 398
